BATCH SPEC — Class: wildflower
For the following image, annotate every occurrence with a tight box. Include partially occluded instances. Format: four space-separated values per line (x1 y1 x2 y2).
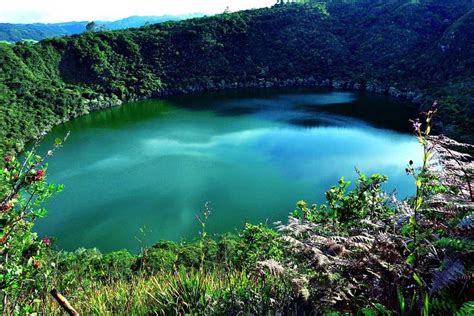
413 121 422 131
410 119 422 134
1 202 12 212
32 260 42 269
4 156 14 171
0 236 6 244
42 236 51 247
432 100 438 108
32 169 46 181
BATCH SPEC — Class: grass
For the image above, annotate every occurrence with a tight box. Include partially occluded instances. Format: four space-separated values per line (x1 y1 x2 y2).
44 267 287 315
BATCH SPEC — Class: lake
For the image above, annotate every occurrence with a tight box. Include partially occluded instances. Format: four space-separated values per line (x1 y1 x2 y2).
34 88 421 252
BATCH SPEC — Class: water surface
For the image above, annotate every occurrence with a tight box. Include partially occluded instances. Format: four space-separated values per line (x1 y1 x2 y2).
35 88 421 252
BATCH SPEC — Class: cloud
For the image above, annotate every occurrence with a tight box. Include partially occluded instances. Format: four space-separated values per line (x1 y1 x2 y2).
0 9 49 24
0 0 276 23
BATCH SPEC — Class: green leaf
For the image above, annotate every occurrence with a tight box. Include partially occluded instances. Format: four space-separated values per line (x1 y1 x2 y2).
406 254 415 265
398 289 406 316
32 209 48 217
360 308 377 316
416 179 422 188
416 196 423 209
423 294 429 316
413 272 423 287
425 125 431 135
456 301 474 316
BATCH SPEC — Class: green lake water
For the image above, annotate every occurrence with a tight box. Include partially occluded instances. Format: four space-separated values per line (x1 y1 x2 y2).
35 88 421 252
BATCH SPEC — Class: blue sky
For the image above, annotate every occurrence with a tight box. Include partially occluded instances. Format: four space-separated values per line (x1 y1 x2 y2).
0 0 275 23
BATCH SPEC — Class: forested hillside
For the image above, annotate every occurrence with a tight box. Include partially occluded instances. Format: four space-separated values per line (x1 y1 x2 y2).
0 14 205 42
1 0 473 154
0 22 86 43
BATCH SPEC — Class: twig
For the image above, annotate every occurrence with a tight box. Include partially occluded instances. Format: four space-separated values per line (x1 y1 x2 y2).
50 289 79 316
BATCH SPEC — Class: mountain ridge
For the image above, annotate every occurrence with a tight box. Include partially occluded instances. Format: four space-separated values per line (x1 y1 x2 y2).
0 13 206 42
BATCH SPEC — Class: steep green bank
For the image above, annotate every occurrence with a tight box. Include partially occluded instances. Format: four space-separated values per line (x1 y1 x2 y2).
1 0 474 154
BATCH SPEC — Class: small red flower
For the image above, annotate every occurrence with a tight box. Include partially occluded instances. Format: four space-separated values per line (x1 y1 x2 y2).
1 202 12 212
0 236 7 244
42 236 51 247
32 260 42 269
34 169 46 181
3 156 14 171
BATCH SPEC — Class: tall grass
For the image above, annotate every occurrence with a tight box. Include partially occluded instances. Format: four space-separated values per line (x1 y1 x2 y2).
44 267 288 315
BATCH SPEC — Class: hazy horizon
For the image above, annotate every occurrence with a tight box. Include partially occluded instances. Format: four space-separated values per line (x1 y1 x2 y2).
0 0 275 24
0 13 207 25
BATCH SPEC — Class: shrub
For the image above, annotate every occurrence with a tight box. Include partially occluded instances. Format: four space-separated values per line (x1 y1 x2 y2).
0 138 65 313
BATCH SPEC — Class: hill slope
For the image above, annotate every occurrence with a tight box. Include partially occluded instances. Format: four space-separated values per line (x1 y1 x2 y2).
1 1 473 153
0 14 205 42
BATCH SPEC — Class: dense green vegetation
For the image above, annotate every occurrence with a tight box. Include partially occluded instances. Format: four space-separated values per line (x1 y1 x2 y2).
0 14 206 43
1 0 474 155
1 0 474 313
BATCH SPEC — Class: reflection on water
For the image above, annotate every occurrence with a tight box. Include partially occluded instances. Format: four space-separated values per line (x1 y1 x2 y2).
35 88 420 252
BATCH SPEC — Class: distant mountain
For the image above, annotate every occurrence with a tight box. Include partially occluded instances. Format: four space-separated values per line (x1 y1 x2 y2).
0 14 206 42
0 22 87 42
103 14 205 30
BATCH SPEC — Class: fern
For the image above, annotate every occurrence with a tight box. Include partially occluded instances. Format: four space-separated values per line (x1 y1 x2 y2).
430 296 458 314
429 259 465 294
455 301 474 316
458 212 474 229
347 235 374 244
433 238 474 251
369 303 393 315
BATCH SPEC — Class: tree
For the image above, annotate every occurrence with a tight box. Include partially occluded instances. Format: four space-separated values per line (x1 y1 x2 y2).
85 21 96 32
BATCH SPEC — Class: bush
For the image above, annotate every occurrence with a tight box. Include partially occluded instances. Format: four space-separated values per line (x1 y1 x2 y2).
0 141 64 313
